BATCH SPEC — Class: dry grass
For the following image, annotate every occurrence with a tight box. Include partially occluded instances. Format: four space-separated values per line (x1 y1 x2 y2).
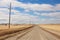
0 24 33 36
38 24 60 32
0 25 8 30
0 24 32 30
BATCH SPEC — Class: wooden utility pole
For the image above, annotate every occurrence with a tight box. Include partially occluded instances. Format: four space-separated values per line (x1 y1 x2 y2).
9 3 11 29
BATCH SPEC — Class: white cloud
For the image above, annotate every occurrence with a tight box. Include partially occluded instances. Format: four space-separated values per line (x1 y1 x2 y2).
0 0 60 11
40 12 60 18
55 4 60 10
0 0 60 24
0 0 53 11
12 1 54 11
0 8 39 24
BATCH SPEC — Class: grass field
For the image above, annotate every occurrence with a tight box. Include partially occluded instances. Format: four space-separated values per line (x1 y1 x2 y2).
0 24 33 36
0 24 60 36
38 24 60 32
0 24 32 30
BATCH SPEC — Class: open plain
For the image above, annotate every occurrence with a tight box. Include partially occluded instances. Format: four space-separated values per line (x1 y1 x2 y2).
0 24 60 40
38 24 60 32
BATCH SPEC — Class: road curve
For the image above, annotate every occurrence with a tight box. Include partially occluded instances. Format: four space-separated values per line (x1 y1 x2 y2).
2 26 60 40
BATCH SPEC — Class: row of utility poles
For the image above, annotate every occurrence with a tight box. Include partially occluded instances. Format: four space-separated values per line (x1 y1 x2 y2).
8 3 32 29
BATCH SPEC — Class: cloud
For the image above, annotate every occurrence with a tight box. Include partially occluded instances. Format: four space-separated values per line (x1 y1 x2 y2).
0 0 60 11
12 1 54 11
10 11 39 24
0 0 53 11
0 0 60 24
55 4 60 10
40 12 60 18
0 7 39 24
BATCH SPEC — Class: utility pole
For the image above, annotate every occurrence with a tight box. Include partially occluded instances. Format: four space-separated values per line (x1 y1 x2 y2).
9 3 11 29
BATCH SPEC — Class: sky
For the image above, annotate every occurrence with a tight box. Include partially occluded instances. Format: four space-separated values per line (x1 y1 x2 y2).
0 0 60 24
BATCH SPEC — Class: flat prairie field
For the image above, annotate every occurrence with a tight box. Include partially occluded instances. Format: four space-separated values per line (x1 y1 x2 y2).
38 24 60 32
0 24 32 36
0 24 32 30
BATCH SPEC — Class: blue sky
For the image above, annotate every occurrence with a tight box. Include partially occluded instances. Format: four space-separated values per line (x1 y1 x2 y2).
0 0 60 24
18 0 60 5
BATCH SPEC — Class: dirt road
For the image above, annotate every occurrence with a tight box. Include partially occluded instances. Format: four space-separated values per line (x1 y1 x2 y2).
1 26 60 40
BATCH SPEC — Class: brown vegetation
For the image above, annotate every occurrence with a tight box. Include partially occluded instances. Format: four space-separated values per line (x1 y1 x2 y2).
38 24 60 32
0 24 33 36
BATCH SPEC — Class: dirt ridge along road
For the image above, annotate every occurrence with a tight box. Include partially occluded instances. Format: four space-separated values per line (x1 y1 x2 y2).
0 26 34 40
0 25 33 36
39 27 60 39
5 26 60 40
